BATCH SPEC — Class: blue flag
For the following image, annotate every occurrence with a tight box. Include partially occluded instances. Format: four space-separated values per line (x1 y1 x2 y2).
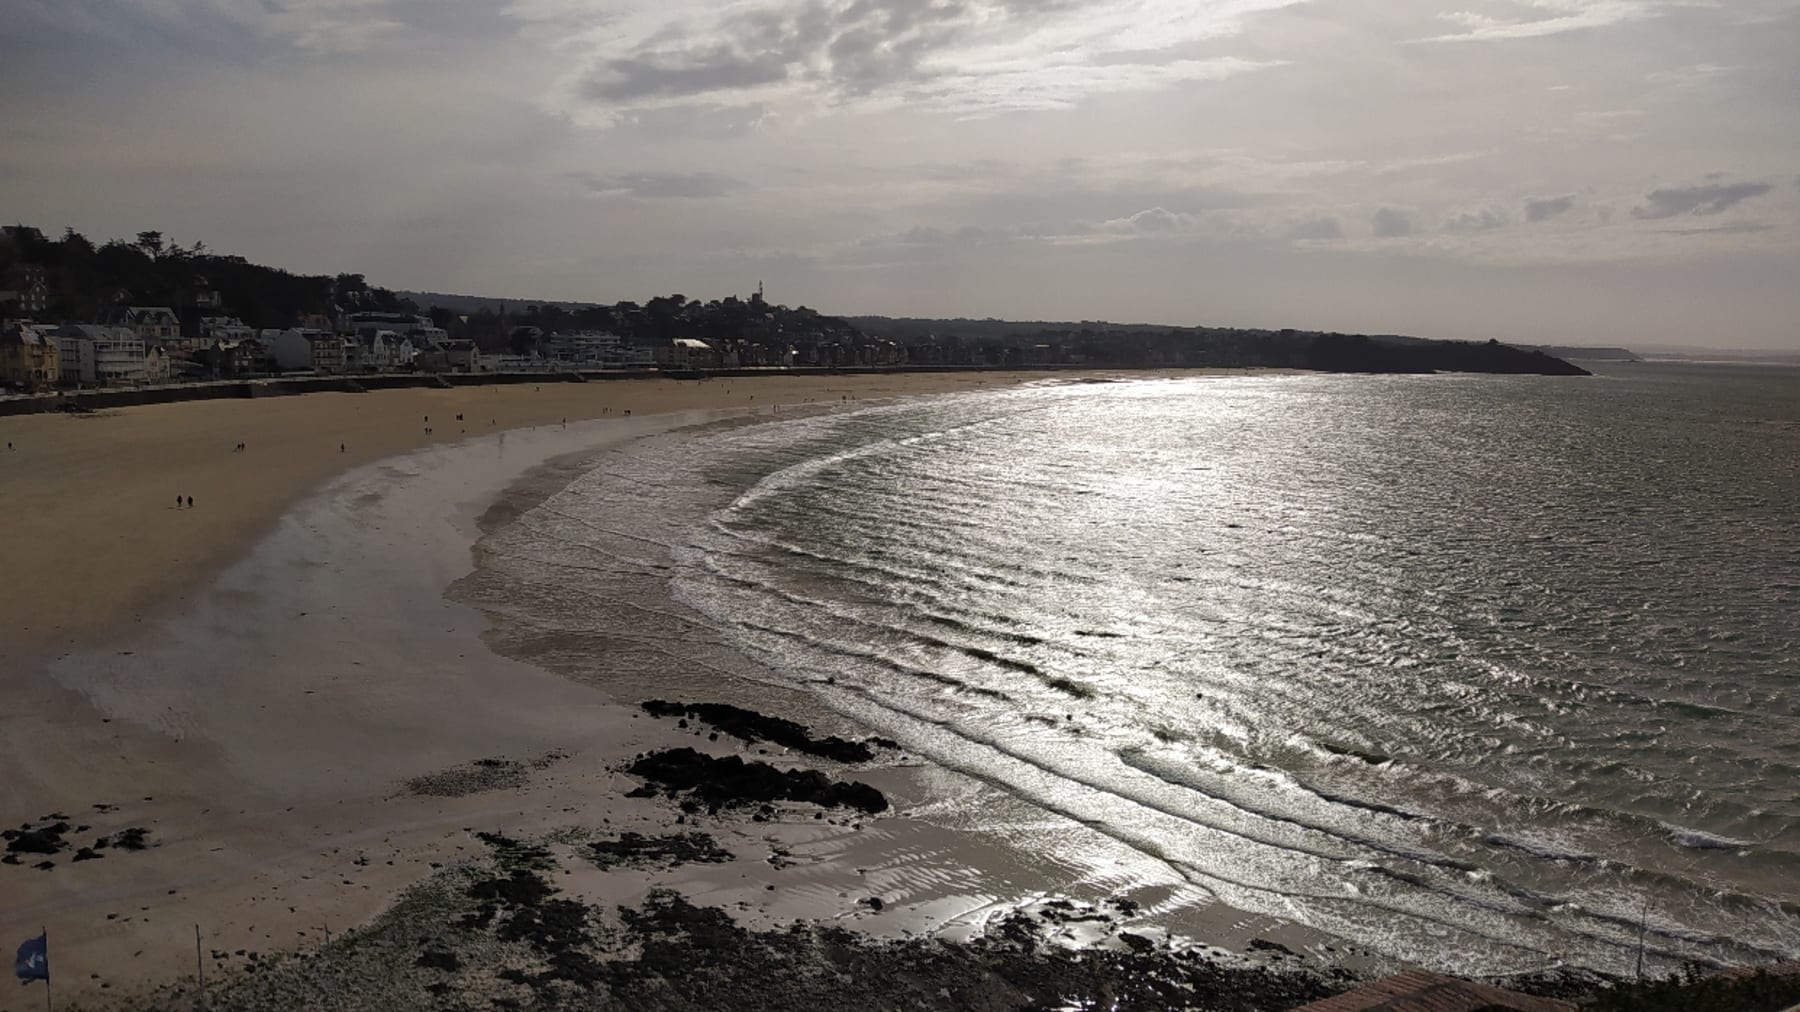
14 933 48 982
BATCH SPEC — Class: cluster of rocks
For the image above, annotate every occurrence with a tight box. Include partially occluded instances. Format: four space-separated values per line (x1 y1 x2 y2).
640 700 897 763
2 811 148 870
140 830 1343 1012
626 747 888 815
587 832 734 871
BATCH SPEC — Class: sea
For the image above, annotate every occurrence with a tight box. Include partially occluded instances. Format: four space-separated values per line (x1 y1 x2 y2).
469 362 1800 977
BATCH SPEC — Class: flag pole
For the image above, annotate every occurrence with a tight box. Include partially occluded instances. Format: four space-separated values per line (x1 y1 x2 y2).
195 924 204 997
42 927 52 1012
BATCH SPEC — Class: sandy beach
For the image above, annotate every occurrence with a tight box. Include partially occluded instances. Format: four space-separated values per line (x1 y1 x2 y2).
0 369 1355 1011
0 373 1038 655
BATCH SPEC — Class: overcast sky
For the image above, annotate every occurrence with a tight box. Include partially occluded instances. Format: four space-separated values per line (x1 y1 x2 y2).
4 0 1797 347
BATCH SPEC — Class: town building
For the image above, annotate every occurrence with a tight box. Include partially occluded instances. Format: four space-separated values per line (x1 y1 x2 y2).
652 338 721 370
52 324 151 386
1 265 51 317
544 330 622 366
121 306 180 342
270 328 344 373
199 316 256 344
0 323 60 389
197 339 264 378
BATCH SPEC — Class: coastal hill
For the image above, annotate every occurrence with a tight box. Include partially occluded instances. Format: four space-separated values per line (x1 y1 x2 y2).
3 223 1587 377
850 316 1593 376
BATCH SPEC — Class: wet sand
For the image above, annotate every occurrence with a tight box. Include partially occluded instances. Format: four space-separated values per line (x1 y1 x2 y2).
0 370 1350 1010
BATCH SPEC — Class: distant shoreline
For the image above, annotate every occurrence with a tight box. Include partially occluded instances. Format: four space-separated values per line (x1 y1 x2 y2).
0 353 1586 418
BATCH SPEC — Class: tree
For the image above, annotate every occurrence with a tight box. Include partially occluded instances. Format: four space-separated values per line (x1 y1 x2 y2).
134 231 164 259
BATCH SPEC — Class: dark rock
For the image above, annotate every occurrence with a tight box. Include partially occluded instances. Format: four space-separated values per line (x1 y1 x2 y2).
626 747 888 814
416 949 460 972
641 700 891 763
588 832 733 870
1119 932 1155 952
5 828 63 855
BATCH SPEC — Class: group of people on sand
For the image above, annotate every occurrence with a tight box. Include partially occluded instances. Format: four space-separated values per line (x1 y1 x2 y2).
175 494 193 509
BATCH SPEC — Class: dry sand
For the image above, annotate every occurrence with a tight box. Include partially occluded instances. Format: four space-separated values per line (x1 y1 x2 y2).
0 369 1333 1010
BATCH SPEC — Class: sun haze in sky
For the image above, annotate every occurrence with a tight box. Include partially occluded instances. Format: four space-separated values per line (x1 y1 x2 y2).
4 0 1797 348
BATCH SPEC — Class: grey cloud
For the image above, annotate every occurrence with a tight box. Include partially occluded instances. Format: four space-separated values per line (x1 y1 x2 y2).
581 45 791 102
1286 217 1344 240
566 0 1281 114
1524 195 1576 222
577 171 745 198
1631 181 1772 219
577 0 973 105
613 102 774 137
1372 207 1413 237
1442 207 1508 233
1656 222 1776 236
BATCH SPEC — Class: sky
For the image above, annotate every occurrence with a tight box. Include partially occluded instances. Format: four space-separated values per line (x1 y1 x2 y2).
3 0 1798 348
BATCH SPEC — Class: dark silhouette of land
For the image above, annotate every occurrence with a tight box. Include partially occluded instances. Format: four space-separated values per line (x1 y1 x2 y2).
3 223 1588 378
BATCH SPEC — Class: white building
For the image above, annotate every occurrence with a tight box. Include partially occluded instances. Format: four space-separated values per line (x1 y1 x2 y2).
52 325 151 386
652 338 719 369
545 330 620 365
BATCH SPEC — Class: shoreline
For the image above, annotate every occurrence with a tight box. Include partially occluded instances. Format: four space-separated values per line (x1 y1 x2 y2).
0 371 1109 661
2 369 1358 1010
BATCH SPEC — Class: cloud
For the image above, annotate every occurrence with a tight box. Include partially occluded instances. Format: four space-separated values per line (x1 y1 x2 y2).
575 171 745 198
1631 181 1772 219
580 45 792 103
1419 1 1659 42
1285 217 1344 240
1442 207 1509 232
1524 194 1576 222
1099 207 1195 234
551 0 1299 119
1372 207 1413 237
610 102 775 137
1655 222 1776 236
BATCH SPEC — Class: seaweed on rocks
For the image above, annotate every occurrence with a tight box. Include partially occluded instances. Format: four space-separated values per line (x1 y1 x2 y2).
2 820 148 863
587 832 734 870
626 747 889 814
128 860 1343 1012
474 831 555 872
4 826 65 855
641 700 890 763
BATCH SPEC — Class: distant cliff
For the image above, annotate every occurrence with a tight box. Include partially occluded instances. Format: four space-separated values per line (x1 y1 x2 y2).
1519 344 1639 362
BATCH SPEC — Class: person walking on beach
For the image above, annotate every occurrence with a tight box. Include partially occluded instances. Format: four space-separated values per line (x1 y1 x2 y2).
176 494 183 509
186 495 193 509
